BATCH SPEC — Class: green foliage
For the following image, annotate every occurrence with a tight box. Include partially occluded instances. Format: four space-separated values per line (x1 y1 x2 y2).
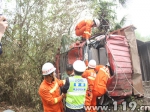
0 0 130 111
90 0 127 34
118 0 127 7
112 15 127 31
135 31 150 42
0 0 58 110
61 35 75 53
97 1 117 33
0 0 93 111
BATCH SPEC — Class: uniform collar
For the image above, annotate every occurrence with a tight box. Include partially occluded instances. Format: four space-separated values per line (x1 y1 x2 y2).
70 72 74 76
44 78 56 85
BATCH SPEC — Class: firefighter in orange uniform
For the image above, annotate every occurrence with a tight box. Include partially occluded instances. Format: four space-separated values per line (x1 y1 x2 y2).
75 18 100 41
39 62 65 112
91 64 110 110
82 59 97 112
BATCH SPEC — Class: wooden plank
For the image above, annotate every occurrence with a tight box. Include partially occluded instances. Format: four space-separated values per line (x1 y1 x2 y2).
114 62 132 68
109 35 125 40
108 44 129 52
111 49 130 57
110 78 132 86
107 40 128 46
113 56 131 63
109 90 132 97
107 53 132 72
124 27 144 95
108 85 132 90
112 73 132 79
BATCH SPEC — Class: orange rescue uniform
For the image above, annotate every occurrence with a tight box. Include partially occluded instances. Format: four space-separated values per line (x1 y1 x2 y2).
75 20 94 40
91 65 110 107
39 78 64 112
82 69 96 111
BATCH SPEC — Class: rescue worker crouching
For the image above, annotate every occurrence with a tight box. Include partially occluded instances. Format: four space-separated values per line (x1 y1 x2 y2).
82 59 97 112
62 60 88 112
75 18 100 43
91 64 110 109
38 62 65 112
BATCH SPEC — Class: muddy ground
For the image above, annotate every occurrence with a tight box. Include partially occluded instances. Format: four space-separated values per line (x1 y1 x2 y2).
0 97 150 112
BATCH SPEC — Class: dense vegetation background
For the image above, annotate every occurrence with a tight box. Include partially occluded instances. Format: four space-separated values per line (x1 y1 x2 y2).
0 0 149 111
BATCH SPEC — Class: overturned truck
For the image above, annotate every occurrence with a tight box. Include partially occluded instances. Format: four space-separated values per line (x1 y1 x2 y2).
55 25 144 100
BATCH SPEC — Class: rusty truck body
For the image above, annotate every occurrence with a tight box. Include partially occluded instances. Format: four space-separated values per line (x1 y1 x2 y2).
55 25 147 100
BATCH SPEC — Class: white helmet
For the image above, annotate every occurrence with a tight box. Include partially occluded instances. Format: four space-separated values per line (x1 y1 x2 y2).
93 18 100 27
88 59 96 68
73 60 86 72
42 62 56 75
106 62 110 66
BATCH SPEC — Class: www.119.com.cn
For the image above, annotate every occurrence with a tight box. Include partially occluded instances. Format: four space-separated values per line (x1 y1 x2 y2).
84 101 150 111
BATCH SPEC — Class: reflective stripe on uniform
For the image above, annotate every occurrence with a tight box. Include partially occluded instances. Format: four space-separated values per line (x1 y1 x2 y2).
84 31 91 35
63 80 66 85
88 76 95 80
100 68 110 78
66 102 84 109
49 82 58 93
68 92 86 96
54 98 58 103
66 76 87 109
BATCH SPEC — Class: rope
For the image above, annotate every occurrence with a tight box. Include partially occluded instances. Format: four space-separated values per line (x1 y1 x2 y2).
106 40 150 98
84 40 89 61
105 43 118 93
